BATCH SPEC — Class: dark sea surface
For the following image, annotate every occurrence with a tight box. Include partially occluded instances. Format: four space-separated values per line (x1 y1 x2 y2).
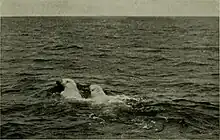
1 16 219 139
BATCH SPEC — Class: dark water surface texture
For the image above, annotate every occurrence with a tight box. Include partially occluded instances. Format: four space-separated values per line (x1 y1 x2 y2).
1 17 219 139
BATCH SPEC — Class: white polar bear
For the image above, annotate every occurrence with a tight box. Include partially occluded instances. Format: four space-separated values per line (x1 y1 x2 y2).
57 78 82 99
89 84 129 104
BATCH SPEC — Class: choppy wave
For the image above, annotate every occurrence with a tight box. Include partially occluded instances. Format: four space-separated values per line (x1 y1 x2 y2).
1 17 219 139
174 61 209 67
1 87 219 139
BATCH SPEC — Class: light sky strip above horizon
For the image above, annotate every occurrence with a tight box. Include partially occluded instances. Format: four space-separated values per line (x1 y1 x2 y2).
0 0 219 16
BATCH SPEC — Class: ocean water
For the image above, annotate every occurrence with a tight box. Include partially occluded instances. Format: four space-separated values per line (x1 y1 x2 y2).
1 16 219 139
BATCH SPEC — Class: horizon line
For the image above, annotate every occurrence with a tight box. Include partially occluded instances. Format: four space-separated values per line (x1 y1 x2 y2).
1 15 219 17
